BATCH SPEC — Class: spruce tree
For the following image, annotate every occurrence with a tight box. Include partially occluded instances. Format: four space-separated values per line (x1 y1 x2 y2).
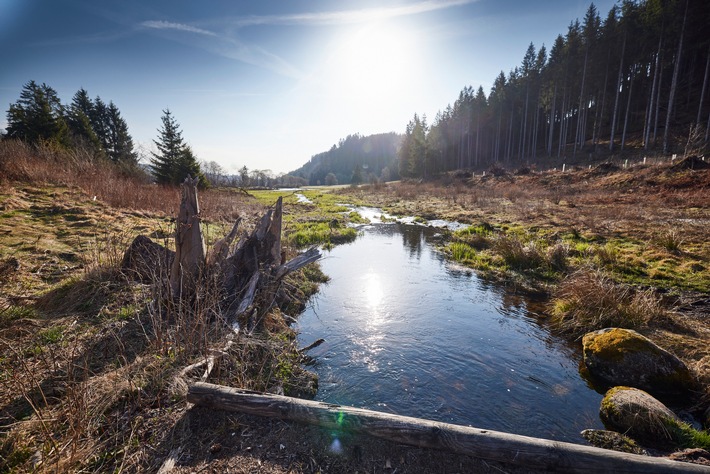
67 88 102 154
150 109 205 186
6 80 70 146
105 102 137 164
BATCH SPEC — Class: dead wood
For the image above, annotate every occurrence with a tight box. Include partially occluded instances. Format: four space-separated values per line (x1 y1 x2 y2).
187 382 710 474
170 175 206 297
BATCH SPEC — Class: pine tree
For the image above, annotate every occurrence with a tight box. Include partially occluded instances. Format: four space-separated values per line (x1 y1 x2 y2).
67 88 102 154
6 80 69 146
150 109 184 184
150 109 205 186
90 96 110 152
105 102 137 164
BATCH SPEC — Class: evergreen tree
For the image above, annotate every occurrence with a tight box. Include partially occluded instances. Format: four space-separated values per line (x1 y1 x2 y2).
67 88 102 154
6 80 69 146
351 164 363 185
105 101 137 164
90 96 110 152
150 109 205 186
175 145 207 187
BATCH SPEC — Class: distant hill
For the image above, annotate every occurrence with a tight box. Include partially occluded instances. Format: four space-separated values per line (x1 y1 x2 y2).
290 132 402 185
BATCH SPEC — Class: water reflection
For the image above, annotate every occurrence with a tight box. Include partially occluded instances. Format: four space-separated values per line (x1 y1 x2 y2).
400 223 424 258
298 223 604 442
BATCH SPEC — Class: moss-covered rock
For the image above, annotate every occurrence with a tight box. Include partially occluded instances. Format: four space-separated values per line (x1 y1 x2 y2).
582 328 695 398
580 429 646 454
599 386 683 449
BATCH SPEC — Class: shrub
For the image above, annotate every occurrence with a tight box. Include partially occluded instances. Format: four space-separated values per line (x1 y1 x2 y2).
550 267 666 338
494 235 546 271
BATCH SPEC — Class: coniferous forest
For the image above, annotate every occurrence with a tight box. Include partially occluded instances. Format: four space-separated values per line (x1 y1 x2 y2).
398 0 710 178
289 132 401 185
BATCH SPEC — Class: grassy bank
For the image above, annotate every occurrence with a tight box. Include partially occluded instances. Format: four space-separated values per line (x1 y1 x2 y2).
0 142 338 472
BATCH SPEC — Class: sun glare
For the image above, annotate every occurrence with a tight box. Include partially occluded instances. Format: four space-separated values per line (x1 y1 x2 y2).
327 22 415 104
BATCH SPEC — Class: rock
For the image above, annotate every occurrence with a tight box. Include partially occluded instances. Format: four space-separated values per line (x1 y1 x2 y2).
121 235 175 282
582 328 695 398
599 386 684 449
580 429 646 454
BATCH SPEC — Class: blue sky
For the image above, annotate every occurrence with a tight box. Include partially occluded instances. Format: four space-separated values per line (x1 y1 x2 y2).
1 0 618 174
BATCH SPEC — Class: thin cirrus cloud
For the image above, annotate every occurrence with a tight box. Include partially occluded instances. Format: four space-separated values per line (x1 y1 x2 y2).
228 0 476 27
137 0 474 79
139 18 305 80
139 20 217 37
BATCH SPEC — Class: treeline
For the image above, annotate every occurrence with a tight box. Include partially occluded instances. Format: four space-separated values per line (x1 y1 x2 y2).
399 0 710 178
290 132 402 185
5 80 137 165
3 81 208 186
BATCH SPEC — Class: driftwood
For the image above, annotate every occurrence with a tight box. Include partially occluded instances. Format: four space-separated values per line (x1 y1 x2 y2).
187 382 710 474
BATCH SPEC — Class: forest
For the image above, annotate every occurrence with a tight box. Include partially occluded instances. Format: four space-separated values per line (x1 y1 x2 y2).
289 132 401 185
398 0 710 178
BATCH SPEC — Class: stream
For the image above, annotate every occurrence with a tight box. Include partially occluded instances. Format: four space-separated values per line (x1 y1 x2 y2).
297 217 604 443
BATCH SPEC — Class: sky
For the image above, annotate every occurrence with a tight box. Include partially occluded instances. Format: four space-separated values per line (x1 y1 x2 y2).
1 0 618 175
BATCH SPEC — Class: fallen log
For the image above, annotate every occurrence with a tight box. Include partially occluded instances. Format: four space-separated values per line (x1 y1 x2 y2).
187 382 710 473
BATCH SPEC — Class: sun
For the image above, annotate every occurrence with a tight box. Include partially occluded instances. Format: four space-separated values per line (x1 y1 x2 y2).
327 22 415 104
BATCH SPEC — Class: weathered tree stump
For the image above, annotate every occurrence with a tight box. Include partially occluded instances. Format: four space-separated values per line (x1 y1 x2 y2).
170 175 206 297
121 177 320 331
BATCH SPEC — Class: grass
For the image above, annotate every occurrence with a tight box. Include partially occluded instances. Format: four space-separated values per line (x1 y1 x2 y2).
550 267 667 338
0 140 337 473
250 189 362 248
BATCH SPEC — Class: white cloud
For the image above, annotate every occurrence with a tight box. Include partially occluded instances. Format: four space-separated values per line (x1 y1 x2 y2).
230 0 476 27
140 20 217 37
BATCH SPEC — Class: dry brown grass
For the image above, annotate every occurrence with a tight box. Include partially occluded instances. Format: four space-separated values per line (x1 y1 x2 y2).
0 140 266 223
549 267 667 338
0 140 324 472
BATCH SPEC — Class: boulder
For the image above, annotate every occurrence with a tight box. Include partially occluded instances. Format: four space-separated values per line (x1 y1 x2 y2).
121 235 175 282
599 386 684 449
582 328 695 398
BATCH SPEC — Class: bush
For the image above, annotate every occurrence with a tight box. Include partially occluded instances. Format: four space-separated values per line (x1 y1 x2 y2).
550 267 666 337
494 235 546 271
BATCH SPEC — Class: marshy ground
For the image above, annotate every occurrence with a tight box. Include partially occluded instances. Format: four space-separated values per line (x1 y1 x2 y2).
1 142 708 472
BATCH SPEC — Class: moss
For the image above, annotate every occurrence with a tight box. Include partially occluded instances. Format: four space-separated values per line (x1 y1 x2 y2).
584 329 661 363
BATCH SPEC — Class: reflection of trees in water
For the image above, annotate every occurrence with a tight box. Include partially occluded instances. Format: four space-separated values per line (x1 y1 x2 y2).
400 225 424 259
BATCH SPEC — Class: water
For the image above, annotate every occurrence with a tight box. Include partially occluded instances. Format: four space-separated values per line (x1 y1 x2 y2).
297 223 604 443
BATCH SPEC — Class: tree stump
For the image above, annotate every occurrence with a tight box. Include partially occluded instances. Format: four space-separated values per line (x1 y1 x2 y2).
170 175 206 297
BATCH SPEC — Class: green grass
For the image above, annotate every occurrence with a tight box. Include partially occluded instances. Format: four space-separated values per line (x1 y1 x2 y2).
287 221 358 247
38 326 63 344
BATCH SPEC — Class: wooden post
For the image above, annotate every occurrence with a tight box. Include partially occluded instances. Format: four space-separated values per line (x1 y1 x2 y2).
170 176 206 297
187 382 710 473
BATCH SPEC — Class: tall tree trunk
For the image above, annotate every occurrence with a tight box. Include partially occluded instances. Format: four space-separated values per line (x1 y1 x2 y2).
663 0 688 154
645 38 662 149
653 56 664 146
696 44 710 126
621 65 636 151
532 93 541 161
558 91 567 159
521 84 530 161
594 52 611 148
575 50 589 156
610 33 627 152
548 83 557 156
